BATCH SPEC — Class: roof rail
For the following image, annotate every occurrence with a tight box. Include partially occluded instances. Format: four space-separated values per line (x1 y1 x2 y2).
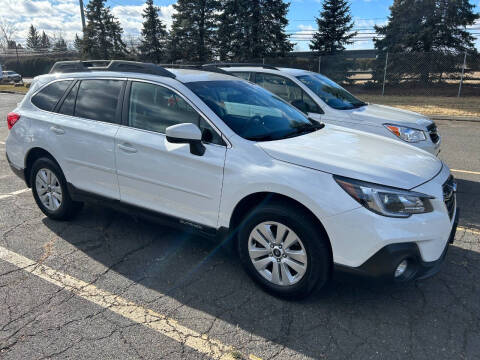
49 60 176 78
203 63 279 70
158 64 231 76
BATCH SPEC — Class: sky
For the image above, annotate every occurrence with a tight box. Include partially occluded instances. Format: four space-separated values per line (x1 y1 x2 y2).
0 0 479 51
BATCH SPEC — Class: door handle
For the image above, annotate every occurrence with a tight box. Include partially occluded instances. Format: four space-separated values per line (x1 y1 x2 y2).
118 143 137 153
50 126 65 135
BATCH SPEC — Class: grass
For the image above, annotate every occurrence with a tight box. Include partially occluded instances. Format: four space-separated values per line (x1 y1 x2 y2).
357 95 480 118
0 84 29 94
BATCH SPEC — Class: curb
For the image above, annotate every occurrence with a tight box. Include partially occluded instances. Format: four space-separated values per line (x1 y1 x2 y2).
0 90 26 95
430 115 480 123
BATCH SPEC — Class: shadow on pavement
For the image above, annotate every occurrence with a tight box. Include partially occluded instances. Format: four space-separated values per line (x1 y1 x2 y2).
42 202 480 360
456 178 480 230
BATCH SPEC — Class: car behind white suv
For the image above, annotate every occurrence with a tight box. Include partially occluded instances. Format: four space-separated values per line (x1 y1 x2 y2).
6 60 457 298
215 64 441 155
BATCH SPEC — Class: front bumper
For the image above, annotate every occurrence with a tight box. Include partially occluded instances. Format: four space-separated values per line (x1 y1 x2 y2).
334 209 459 283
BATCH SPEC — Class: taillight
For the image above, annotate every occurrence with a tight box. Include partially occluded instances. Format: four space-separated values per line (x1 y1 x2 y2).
7 112 20 130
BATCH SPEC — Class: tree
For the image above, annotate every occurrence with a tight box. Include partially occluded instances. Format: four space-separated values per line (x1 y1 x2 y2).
26 24 41 50
53 36 68 52
374 0 479 83
139 0 168 63
73 33 83 52
169 0 219 62
0 19 17 51
40 31 51 50
217 0 293 61
83 0 127 59
310 0 356 54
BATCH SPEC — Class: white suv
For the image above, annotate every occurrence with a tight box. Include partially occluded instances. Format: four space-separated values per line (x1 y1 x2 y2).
6 61 457 298
216 64 441 155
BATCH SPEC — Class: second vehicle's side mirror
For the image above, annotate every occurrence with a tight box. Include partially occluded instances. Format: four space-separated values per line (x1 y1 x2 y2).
166 123 205 156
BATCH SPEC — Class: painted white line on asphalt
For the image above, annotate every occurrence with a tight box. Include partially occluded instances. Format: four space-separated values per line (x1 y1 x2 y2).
0 188 30 200
452 169 480 175
457 226 480 235
0 245 246 360
0 141 5 145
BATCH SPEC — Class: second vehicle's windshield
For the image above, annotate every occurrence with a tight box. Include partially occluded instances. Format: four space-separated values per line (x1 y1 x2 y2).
297 73 367 110
186 80 322 141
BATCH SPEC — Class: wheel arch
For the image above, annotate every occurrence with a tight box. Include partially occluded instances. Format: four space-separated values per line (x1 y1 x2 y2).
24 147 61 187
228 192 333 260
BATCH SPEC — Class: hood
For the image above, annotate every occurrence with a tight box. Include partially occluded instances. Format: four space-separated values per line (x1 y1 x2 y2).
259 125 442 189
349 104 433 128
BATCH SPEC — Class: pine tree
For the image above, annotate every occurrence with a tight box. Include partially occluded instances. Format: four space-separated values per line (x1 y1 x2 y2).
169 0 219 62
139 0 168 63
310 0 356 54
375 0 479 54
40 31 50 50
217 0 292 61
73 33 83 52
53 36 68 52
83 0 127 59
26 24 41 50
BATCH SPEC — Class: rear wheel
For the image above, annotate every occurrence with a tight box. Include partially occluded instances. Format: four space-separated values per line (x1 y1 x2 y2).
238 202 331 299
31 157 83 220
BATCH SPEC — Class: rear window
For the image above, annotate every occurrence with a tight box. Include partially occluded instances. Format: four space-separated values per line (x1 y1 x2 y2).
74 80 123 123
31 80 72 112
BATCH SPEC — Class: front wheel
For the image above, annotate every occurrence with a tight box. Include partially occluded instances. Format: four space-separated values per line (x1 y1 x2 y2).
238 202 331 299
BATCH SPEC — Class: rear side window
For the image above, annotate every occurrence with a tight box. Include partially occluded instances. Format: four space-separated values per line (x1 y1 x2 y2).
58 81 79 116
75 80 123 123
31 80 72 112
231 72 251 81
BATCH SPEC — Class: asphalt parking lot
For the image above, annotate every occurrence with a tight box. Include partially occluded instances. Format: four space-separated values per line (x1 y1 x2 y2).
0 93 479 360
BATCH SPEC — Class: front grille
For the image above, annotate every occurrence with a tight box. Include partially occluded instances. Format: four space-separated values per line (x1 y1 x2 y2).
443 175 456 219
427 123 440 144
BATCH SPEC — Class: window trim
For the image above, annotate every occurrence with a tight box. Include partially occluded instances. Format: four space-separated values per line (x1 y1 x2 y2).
30 78 76 114
123 79 229 148
253 72 324 115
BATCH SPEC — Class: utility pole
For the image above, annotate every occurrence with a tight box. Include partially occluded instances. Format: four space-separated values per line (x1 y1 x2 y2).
79 0 86 32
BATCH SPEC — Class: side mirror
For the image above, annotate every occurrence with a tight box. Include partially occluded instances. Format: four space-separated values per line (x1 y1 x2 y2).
166 123 205 156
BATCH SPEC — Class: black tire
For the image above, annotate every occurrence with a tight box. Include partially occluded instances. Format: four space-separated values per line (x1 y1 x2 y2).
30 157 83 220
238 201 331 299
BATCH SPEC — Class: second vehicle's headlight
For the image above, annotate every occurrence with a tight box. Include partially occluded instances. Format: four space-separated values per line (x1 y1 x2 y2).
384 124 426 142
334 176 434 218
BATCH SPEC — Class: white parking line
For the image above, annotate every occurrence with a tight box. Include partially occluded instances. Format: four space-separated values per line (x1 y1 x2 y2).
0 188 30 200
452 169 480 176
0 245 246 360
0 141 5 145
457 226 480 236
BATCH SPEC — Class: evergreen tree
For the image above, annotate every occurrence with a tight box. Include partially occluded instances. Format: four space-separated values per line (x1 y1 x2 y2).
53 36 68 52
73 33 83 52
139 0 168 63
375 0 479 54
83 0 127 59
40 31 50 50
310 0 356 54
217 0 292 61
169 0 219 62
26 24 41 50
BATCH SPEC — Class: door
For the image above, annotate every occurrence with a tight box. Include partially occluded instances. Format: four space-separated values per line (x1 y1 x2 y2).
115 81 227 228
53 78 125 199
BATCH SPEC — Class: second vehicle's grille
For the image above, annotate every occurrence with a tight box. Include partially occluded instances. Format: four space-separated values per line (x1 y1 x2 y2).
427 123 440 143
443 175 456 220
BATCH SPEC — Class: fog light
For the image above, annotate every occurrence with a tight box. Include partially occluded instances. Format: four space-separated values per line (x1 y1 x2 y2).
395 260 408 278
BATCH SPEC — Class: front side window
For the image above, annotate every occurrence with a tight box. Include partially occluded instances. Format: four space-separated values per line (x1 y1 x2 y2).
186 80 322 141
31 80 72 112
128 81 224 145
297 73 367 110
255 73 321 114
75 79 123 123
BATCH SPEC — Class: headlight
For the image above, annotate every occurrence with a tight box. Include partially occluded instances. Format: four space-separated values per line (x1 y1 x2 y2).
334 176 434 218
384 124 426 143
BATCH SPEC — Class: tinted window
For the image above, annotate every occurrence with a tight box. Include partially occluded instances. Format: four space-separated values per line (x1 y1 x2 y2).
255 73 321 114
231 72 251 81
58 81 79 116
128 81 224 145
75 80 123 123
297 74 367 110
31 80 72 112
186 80 322 141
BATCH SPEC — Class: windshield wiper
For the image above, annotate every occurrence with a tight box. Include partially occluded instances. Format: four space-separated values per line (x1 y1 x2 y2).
282 122 325 139
351 102 368 108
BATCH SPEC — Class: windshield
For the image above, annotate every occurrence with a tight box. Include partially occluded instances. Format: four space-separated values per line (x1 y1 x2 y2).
186 80 323 141
297 74 366 110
